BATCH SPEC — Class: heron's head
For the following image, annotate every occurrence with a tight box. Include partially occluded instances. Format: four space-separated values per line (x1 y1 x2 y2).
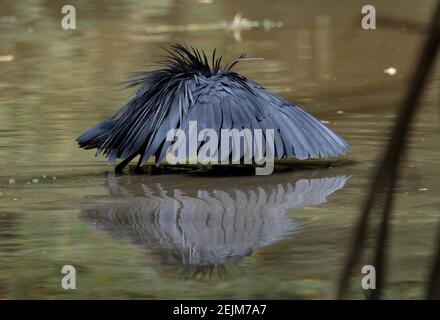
124 43 263 88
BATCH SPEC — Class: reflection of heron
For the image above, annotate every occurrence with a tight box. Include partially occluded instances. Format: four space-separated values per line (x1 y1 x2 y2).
80 173 349 271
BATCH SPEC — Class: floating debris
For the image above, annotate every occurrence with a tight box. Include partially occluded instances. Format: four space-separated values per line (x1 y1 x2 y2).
0 55 14 62
198 0 213 3
144 14 282 42
321 120 330 124
8 178 15 184
419 188 429 191
384 67 397 76
42 175 47 179
13 198 17 201
32 178 39 184
337 110 344 114
52 176 57 180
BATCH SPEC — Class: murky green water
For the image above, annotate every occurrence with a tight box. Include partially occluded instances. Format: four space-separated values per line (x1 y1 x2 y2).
0 0 439 299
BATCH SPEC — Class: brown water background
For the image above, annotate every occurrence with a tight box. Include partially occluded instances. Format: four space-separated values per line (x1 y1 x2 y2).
0 0 439 299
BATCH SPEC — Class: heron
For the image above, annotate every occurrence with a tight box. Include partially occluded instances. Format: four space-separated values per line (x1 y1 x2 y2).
77 44 350 173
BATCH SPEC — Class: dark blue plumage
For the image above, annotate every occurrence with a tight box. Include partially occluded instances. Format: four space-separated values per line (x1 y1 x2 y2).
77 44 350 173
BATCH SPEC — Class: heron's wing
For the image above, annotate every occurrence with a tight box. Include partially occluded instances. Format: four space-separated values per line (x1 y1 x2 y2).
85 75 196 164
76 119 115 150
155 76 349 164
152 80 286 164
248 79 350 159
78 74 349 165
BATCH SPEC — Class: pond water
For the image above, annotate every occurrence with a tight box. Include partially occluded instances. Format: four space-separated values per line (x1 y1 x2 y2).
0 0 439 299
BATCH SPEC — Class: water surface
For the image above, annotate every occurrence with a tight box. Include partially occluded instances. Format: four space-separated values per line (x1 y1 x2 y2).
0 0 439 299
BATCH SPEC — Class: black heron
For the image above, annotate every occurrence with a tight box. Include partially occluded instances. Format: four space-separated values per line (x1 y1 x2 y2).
77 44 349 173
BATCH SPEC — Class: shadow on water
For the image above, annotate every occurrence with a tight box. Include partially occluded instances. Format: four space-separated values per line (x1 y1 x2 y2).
79 172 349 278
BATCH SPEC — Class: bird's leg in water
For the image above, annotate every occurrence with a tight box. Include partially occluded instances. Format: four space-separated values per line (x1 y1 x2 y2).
115 152 139 174
134 156 144 174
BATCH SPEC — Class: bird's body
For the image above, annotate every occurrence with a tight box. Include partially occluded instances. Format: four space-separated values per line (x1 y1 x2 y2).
77 44 349 173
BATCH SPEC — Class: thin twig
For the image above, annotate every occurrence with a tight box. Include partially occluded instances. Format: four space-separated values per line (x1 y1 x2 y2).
427 220 440 299
334 1 440 299
369 171 397 299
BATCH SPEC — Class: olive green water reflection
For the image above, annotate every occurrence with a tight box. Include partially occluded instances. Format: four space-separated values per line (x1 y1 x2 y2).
0 0 439 299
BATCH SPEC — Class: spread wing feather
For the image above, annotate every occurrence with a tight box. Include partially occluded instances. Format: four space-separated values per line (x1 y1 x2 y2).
77 44 350 169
